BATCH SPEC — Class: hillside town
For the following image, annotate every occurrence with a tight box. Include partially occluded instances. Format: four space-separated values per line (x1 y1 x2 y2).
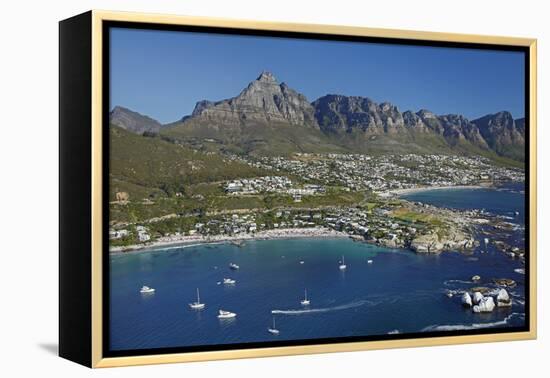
109 152 524 260
227 153 524 192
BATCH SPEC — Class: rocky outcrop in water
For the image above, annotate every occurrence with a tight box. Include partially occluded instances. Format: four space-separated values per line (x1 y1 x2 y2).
496 289 512 307
473 296 496 313
409 228 477 254
461 292 473 307
472 291 484 305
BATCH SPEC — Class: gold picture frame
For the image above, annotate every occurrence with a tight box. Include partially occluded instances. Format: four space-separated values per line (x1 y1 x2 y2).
59 9 537 368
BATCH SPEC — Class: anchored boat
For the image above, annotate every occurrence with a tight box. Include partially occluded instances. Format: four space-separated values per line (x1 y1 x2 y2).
268 316 280 334
339 256 347 270
140 285 155 294
189 288 205 310
300 289 310 306
218 309 237 319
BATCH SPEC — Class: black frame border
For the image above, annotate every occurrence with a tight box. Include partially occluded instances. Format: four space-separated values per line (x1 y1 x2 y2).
101 20 531 359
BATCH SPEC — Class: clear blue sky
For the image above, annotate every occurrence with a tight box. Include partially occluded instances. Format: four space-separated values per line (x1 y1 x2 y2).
110 27 525 124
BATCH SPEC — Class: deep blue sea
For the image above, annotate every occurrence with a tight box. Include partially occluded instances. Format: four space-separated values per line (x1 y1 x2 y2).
109 184 526 351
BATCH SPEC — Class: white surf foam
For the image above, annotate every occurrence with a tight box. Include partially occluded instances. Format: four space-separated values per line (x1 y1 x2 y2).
421 313 524 332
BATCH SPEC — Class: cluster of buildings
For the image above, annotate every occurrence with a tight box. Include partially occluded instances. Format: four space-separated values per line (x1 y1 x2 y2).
224 176 325 201
224 176 292 194
109 225 150 242
228 153 524 192
111 152 523 248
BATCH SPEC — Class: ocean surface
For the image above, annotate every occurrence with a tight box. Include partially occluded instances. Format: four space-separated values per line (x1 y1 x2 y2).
109 183 526 351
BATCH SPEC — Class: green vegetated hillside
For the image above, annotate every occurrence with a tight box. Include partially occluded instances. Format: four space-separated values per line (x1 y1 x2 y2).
109 125 267 201
161 119 348 156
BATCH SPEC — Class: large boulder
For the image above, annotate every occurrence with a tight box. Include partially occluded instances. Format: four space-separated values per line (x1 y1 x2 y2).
472 291 484 305
410 233 443 253
493 278 517 288
497 289 512 307
461 292 472 307
473 297 495 313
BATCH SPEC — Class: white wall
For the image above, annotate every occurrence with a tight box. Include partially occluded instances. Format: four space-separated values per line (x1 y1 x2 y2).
1 0 547 376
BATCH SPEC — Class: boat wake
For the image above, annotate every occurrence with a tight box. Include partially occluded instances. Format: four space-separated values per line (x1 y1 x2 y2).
421 313 525 332
443 279 472 286
272 300 372 315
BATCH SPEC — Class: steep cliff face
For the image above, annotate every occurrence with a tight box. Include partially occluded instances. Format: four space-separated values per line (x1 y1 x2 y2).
313 95 406 134
188 71 319 129
313 96 500 152
472 111 525 161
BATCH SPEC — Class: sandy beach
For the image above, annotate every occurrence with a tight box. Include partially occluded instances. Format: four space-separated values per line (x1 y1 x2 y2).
381 184 491 197
110 227 348 253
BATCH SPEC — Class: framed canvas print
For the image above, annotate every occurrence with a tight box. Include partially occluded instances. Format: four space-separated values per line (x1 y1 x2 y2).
59 10 537 368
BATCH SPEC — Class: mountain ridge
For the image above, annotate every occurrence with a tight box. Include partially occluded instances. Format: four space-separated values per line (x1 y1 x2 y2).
111 71 525 162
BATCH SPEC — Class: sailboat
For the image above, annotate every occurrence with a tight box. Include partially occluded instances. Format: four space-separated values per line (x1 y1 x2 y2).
189 288 205 310
300 289 310 306
268 316 280 334
339 256 347 270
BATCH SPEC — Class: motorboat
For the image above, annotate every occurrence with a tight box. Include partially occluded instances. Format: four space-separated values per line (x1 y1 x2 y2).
140 285 155 294
218 310 237 319
223 278 236 285
229 263 240 270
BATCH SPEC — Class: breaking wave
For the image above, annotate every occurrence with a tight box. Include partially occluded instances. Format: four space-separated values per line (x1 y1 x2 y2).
272 300 372 315
421 313 525 332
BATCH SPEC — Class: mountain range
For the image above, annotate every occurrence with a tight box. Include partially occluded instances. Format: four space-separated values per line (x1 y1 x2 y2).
110 71 525 162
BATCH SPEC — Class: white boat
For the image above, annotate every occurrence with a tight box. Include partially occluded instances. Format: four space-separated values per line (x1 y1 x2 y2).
339 256 347 270
300 289 310 306
484 238 490 245
299 260 305 265
223 278 236 285
189 288 205 310
229 263 240 270
367 259 373 264
140 285 155 294
218 309 237 319
268 317 280 334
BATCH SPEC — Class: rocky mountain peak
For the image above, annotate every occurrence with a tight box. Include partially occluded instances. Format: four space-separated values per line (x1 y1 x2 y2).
109 106 161 134
183 71 319 129
256 71 277 83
